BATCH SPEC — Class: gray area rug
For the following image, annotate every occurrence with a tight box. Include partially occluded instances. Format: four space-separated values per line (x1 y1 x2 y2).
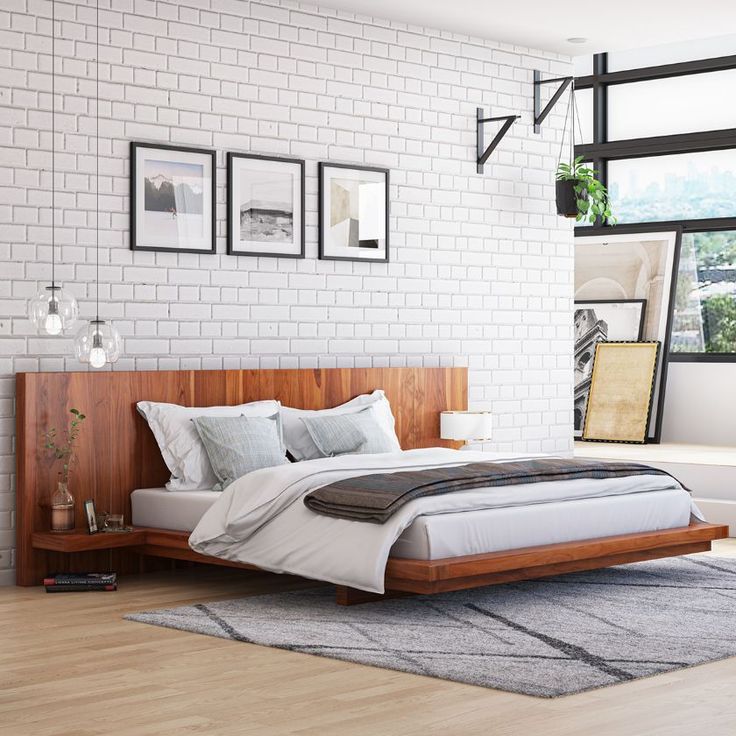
125 554 736 697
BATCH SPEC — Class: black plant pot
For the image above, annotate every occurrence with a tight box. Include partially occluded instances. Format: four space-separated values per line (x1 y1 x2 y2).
556 179 584 219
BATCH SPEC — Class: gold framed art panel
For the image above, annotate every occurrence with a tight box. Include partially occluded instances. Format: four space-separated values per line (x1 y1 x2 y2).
582 341 660 444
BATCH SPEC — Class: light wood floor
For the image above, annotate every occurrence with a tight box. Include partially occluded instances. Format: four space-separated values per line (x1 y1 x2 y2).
3 541 736 736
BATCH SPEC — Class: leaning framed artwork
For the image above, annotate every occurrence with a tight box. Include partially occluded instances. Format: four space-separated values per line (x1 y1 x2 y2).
319 163 389 262
227 153 305 258
582 341 660 444
573 299 647 438
574 227 681 443
130 142 216 254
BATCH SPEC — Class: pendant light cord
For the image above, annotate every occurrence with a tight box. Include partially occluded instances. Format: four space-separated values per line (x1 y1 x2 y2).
51 0 55 290
95 0 100 323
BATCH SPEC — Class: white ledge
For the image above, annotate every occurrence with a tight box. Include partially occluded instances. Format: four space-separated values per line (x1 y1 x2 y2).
574 442 736 468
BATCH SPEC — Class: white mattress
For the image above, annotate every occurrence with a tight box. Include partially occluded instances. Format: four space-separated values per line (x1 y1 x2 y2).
390 488 693 560
132 486 693 561
132 488 220 532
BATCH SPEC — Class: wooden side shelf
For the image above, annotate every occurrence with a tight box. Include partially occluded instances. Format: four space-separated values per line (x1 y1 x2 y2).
31 529 147 552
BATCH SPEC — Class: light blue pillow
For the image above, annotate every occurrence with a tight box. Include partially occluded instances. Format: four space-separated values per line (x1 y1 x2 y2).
192 414 288 490
301 406 398 457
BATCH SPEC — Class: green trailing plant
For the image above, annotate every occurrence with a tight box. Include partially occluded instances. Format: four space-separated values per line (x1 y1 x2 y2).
43 408 86 484
556 156 616 224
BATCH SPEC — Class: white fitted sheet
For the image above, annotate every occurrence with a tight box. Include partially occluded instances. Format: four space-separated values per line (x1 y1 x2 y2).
133 485 693 560
390 488 693 560
132 488 220 532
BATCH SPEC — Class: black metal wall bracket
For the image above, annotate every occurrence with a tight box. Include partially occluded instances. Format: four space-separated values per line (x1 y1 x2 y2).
533 70 573 133
476 108 520 173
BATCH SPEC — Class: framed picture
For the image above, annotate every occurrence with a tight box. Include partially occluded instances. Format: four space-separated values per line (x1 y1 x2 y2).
130 142 216 254
84 499 98 534
574 228 681 442
227 153 305 258
573 299 647 438
319 163 389 262
582 342 660 444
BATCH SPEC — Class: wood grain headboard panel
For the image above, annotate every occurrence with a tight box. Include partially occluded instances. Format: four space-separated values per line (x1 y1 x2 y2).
16 367 467 584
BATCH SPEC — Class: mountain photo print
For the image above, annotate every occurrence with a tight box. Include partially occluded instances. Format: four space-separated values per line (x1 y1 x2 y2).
131 143 215 253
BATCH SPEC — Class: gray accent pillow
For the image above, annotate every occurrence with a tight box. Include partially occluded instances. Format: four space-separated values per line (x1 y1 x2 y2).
192 414 289 490
301 406 398 457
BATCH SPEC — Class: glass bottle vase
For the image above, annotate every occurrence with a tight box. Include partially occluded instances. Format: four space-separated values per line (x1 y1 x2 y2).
50 481 75 532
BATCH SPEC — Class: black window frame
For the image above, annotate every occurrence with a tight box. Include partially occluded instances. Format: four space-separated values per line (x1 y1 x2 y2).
574 52 736 363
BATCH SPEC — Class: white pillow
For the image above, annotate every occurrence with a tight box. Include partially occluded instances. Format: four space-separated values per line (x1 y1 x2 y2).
281 390 400 461
137 399 281 491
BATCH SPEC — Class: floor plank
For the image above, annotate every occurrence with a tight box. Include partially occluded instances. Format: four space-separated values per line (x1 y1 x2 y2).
3 542 736 735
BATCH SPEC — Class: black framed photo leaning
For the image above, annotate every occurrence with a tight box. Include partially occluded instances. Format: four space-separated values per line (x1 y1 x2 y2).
319 162 389 262
84 499 98 534
130 142 216 254
227 153 305 258
573 298 647 438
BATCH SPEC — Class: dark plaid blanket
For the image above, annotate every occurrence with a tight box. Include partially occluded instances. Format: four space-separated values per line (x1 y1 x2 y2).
303 458 673 523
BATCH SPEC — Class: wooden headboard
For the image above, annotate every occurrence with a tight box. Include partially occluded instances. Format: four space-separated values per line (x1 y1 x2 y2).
16 367 467 584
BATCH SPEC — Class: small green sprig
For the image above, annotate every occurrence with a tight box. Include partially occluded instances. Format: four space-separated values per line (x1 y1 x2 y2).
556 156 616 225
43 408 86 484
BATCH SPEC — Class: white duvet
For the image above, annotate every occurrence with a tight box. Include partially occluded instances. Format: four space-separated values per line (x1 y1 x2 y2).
189 448 698 593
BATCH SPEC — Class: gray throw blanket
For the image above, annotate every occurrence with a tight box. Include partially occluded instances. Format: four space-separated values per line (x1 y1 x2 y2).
303 457 674 523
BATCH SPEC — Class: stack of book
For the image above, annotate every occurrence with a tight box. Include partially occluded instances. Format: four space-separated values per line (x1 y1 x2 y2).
44 572 117 592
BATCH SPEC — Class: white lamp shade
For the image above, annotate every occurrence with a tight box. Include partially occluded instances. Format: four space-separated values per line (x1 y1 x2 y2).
440 411 492 441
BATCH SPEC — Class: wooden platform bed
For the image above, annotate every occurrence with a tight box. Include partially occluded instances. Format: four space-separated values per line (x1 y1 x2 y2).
17 368 728 604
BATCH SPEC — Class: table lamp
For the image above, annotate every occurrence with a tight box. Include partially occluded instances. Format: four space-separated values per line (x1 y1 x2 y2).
440 411 493 443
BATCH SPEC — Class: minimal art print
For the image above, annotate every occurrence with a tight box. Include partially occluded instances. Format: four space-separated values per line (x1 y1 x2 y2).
319 163 389 262
573 299 647 437
131 143 215 253
574 229 680 442
227 153 305 258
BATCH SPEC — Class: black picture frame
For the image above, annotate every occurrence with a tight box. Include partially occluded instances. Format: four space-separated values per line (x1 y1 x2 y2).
574 299 647 340
84 498 98 534
318 162 390 263
130 141 217 254
574 226 682 443
573 298 648 439
227 152 305 259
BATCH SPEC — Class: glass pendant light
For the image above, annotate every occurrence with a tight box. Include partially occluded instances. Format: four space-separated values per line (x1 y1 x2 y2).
74 320 120 368
73 0 120 368
28 0 78 335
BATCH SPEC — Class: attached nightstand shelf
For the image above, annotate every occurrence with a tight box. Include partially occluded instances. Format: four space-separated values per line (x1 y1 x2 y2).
31 529 147 553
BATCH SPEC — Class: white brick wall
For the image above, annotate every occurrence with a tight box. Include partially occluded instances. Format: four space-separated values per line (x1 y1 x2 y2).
0 0 574 584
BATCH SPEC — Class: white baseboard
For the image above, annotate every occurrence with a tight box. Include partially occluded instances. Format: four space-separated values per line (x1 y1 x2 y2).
693 497 736 537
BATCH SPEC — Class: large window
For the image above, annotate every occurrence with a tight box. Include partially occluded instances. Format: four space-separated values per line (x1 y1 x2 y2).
671 231 736 354
574 40 736 360
609 150 736 224
607 70 736 140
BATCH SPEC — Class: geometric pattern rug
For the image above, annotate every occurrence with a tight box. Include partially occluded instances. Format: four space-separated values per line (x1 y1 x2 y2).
125 554 736 697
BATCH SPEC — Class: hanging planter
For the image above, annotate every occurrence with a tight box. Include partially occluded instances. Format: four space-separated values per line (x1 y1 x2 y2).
556 156 614 224
554 85 615 224
555 178 583 218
